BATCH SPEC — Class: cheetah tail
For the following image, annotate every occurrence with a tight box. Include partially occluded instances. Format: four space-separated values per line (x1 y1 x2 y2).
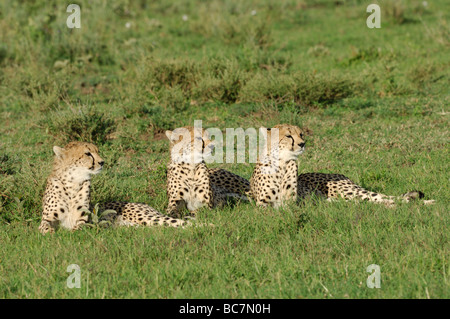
401 190 435 205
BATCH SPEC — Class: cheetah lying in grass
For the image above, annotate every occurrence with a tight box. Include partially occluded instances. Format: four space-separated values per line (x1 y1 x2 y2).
39 142 189 234
250 124 435 208
165 126 250 218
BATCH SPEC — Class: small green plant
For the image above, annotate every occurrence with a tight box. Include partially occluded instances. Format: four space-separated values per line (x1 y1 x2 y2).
0 155 17 175
45 106 116 145
80 203 118 228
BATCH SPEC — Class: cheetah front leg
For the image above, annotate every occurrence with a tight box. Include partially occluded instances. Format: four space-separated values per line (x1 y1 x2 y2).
250 166 276 208
279 160 298 205
39 183 65 234
166 166 188 218
70 181 91 231
166 198 187 218
39 217 59 235
253 182 280 208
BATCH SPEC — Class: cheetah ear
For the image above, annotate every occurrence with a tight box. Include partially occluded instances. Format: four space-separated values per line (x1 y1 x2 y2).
53 146 65 158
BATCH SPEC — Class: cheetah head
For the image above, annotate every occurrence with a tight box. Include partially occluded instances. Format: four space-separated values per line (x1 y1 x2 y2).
53 142 105 182
261 124 306 162
165 126 214 164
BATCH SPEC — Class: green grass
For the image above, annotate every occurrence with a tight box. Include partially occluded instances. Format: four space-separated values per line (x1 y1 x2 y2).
0 0 449 298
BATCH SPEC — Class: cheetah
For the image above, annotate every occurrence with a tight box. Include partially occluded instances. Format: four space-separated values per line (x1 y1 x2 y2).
39 142 188 234
250 124 434 208
165 126 250 217
250 125 304 208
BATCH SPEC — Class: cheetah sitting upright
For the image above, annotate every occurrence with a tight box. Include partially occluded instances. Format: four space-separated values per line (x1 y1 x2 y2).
250 124 434 208
165 126 250 218
39 142 188 234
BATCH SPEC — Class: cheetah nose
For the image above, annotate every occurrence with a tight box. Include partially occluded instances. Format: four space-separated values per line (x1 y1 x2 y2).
298 143 305 148
99 161 105 166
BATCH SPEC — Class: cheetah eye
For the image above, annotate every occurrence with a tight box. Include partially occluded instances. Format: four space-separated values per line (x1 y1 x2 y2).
85 152 92 157
286 135 293 139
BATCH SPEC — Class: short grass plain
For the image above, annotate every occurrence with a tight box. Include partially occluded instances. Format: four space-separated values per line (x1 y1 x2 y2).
0 0 449 298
